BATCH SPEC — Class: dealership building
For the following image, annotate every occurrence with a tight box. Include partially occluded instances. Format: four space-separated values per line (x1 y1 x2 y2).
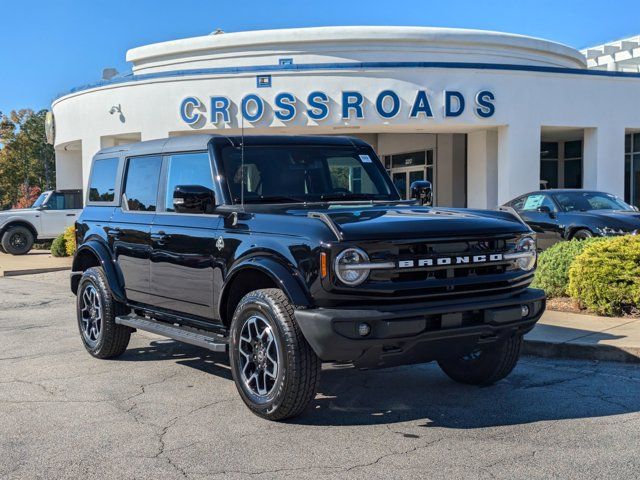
51 26 640 208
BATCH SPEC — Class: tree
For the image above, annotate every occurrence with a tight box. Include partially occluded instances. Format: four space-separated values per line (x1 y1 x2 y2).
0 109 55 210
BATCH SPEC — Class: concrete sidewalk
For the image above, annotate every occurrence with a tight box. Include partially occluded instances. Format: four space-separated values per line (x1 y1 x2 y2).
0 250 72 276
524 310 640 363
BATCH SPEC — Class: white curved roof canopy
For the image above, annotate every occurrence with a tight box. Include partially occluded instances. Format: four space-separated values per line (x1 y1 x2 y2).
126 26 587 74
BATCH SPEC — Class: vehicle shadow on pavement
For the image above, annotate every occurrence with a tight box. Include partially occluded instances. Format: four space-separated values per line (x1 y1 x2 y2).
120 339 233 380
116 339 640 429
297 359 640 428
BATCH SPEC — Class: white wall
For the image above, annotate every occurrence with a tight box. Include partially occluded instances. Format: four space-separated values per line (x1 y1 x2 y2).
54 147 82 190
467 130 498 208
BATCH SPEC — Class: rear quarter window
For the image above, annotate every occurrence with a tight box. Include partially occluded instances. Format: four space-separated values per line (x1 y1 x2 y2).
89 158 119 202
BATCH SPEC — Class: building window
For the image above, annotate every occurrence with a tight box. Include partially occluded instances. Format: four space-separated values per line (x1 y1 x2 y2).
625 133 640 207
540 142 559 188
563 140 583 189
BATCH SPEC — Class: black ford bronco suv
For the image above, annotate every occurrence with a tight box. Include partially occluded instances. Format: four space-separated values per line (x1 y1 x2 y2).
72 134 545 420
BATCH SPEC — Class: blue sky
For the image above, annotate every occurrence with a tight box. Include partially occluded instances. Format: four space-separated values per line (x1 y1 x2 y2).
2 0 640 114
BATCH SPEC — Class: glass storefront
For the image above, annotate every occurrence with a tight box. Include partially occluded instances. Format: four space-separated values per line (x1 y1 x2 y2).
625 133 640 208
384 150 434 200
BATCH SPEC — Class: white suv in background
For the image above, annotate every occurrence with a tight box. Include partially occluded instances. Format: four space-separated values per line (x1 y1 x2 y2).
0 190 83 255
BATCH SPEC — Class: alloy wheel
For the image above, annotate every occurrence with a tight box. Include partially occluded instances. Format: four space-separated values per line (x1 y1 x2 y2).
238 314 280 397
80 284 102 346
9 232 26 249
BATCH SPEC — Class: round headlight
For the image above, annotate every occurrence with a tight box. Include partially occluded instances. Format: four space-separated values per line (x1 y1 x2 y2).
515 236 536 271
334 247 370 286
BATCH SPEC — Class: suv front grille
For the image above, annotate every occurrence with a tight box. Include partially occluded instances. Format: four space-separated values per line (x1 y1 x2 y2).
333 235 533 301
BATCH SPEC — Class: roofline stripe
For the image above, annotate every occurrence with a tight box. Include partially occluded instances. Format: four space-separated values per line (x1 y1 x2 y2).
53 60 640 103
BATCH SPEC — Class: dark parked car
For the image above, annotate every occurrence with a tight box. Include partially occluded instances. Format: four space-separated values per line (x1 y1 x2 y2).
71 134 545 421
504 189 640 249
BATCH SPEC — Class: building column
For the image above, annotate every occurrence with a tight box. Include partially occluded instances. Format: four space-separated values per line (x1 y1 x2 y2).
54 147 83 190
467 130 498 209
497 124 541 205
583 125 626 197
81 137 102 203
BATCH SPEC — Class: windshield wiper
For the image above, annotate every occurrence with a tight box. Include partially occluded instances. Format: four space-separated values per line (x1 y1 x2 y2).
242 195 306 204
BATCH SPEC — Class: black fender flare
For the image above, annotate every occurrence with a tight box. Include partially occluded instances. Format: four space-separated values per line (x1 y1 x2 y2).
218 255 313 320
71 239 126 302
0 220 39 240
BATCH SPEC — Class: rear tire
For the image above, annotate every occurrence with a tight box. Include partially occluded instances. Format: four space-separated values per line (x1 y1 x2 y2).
229 288 320 421
438 335 523 386
1 226 34 255
76 267 131 359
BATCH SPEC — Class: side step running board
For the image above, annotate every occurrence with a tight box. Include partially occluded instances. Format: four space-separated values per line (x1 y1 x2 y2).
115 315 228 353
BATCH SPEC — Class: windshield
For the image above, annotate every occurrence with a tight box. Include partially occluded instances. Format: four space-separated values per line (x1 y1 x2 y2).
220 145 398 204
552 191 634 212
31 192 49 208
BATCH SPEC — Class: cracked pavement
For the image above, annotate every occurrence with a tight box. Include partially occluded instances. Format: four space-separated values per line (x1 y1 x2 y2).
1 271 639 479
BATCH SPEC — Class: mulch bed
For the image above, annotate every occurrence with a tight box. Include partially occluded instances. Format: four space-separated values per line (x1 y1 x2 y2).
546 297 640 318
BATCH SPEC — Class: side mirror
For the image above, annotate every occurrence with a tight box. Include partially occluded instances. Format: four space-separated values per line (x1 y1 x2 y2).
410 180 433 206
537 205 556 218
537 205 551 214
173 185 215 214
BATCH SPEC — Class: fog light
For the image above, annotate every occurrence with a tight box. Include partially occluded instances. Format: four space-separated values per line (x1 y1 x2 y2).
521 305 530 318
358 322 371 337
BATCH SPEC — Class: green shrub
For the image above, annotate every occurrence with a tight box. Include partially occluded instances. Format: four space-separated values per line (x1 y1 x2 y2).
50 234 68 257
63 225 76 256
568 235 640 316
531 238 605 298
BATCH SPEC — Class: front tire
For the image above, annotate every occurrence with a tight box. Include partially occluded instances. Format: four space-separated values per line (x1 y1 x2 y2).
229 289 320 421
572 229 593 240
76 267 131 359
438 335 523 386
1 226 34 255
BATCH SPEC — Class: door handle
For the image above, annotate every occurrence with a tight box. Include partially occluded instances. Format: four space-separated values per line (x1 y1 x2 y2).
66 213 76 217
150 231 167 244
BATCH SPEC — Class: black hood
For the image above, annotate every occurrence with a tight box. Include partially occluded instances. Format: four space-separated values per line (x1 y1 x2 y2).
275 204 531 241
575 210 640 229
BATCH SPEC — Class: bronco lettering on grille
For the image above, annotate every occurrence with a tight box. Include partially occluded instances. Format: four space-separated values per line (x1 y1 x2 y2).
398 253 504 268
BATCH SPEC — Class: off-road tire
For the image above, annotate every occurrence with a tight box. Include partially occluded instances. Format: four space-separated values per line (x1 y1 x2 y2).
572 229 593 240
229 288 321 421
76 267 132 359
438 335 523 386
1 226 34 255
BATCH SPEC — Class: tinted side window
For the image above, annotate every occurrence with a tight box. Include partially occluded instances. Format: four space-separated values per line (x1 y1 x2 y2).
124 156 162 211
511 196 526 210
89 158 119 202
46 193 65 210
47 192 82 209
164 152 214 212
521 194 556 212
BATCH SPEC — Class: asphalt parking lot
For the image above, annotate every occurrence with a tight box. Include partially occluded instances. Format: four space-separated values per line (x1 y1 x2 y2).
1 271 639 479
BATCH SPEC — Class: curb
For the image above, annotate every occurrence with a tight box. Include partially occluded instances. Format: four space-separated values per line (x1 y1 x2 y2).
1 267 70 277
523 339 640 363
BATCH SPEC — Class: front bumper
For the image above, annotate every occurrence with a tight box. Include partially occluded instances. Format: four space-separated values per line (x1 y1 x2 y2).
295 288 546 369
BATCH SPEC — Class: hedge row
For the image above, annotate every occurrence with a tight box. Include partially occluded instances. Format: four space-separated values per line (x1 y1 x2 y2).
51 226 76 258
533 235 640 316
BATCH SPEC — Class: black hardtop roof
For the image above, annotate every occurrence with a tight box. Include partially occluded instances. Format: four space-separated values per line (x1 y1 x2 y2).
527 189 612 196
94 134 370 158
